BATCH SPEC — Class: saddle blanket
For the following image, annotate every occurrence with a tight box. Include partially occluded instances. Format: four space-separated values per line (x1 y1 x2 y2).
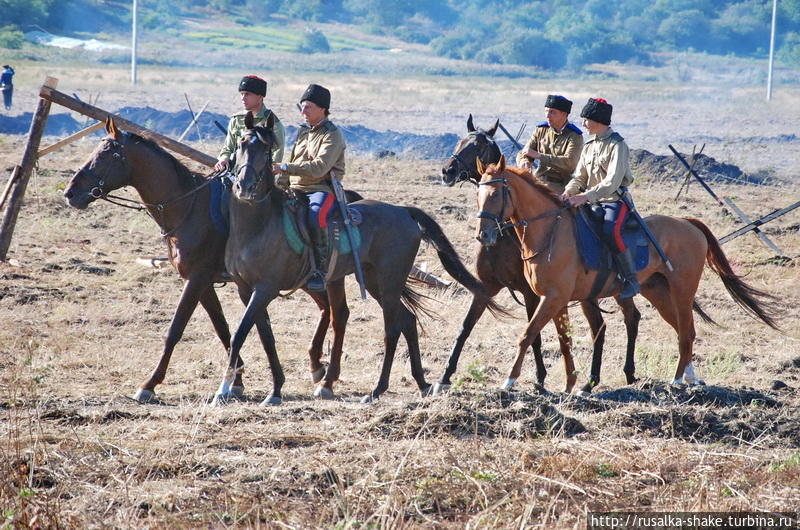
283 205 362 256
575 207 650 272
209 177 231 236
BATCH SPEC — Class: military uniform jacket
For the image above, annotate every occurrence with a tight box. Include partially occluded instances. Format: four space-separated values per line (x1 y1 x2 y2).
219 104 286 164
516 121 583 192
565 127 634 203
283 118 346 194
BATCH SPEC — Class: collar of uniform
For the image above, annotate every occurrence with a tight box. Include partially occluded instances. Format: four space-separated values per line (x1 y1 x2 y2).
235 104 270 118
588 126 614 142
310 118 329 132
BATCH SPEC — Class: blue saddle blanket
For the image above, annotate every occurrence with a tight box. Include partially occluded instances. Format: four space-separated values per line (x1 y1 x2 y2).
575 208 649 272
209 177 230 236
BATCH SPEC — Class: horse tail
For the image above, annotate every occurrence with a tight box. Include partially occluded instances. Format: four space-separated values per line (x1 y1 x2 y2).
404 206 510 318
685 218 781 330
692 299 718 326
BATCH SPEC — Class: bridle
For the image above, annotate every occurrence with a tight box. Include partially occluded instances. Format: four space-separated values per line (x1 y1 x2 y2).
231 130 275 203
477 176 570 233
447 131 502 186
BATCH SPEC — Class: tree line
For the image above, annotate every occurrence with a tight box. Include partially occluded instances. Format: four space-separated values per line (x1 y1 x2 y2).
2 0 799 69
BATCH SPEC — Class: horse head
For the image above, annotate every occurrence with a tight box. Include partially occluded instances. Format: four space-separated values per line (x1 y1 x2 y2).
233 111 276 202
442 114 501 187
475 154 513 247
64 117 132 209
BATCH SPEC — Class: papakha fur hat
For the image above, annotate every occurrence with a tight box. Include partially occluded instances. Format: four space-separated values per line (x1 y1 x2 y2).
300 84 331 109
238 75 267 97
545 94 572 113
580 98 612 125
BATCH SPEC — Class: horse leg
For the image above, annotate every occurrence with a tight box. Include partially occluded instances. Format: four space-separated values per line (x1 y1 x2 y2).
134 275 207 403
640 278 699 385
212 283 272 405
578 300 606 395
617 296 641 384
197 285 247 397
305 290 331 385
550 306 576 393
522 289 548 388
502 295 566 391
360 275 403 404
398 303 430 397
253 309 284 406
315 279 349 399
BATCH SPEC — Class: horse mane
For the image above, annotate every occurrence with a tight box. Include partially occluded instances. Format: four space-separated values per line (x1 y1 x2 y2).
125 132 199 189
485 163 563 208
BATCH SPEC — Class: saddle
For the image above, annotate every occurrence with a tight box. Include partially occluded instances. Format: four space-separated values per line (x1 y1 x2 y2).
283 193 362 258
575 205 649 295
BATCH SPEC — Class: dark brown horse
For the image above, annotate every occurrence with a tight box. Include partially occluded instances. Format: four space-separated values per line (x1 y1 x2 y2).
64 117 340 402
475 157 779 387
438 115 641 394
213 112 499 405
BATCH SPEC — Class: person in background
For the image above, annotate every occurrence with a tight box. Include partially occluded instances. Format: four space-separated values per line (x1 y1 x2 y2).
272 84 346 292
516 94 583 194
561 97 639 299
215 74 285 173
1 65 15 111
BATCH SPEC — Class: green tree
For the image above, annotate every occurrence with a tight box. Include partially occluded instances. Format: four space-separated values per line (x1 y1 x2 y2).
657 9 711 49
0 0 53 26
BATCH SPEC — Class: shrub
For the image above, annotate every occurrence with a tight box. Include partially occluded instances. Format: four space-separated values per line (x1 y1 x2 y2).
0 25 24 49
297 28 330 54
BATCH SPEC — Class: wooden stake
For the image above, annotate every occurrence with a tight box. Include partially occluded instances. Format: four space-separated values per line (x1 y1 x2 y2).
0 165 21 212
0 76 58 261
37 121 105 158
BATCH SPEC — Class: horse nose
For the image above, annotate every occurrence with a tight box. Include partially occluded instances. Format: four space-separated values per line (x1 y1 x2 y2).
64 188 73 199
477 227 496 246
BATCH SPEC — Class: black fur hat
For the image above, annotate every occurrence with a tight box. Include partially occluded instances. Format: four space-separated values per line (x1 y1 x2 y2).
545 94 572 113
238 75 267 96
300 84 331 109
580 98 612 125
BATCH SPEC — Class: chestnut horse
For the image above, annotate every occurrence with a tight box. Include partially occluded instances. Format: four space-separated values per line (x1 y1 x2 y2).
64 117 348 402
213 113 499 405
438 115 642 394
475 156 779 388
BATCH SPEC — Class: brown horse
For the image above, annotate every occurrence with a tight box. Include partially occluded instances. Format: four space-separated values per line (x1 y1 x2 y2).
64 117 341 402
437 115 641 394
475 156 779 388
213 112 499 405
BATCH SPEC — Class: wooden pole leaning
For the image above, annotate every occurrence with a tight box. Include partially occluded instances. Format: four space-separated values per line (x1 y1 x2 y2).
0 77 58 261
38 85 217 167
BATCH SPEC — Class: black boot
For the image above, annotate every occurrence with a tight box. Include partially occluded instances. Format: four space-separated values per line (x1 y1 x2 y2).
306 225 328 292
615 248 640 299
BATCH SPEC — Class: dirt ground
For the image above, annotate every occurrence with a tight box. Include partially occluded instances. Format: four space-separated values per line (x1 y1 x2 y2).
1 65 799 528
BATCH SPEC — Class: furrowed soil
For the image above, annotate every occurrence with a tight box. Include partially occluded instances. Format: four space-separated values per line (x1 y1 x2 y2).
1 64 799 528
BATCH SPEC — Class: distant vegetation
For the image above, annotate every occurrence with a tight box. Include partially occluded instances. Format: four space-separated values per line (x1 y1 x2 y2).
2 0 799 70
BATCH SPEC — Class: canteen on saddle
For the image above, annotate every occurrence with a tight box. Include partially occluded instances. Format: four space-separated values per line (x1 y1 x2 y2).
575 204 649 272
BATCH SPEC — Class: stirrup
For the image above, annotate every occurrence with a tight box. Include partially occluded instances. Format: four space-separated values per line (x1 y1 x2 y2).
619 279 640 299
306 271 326 292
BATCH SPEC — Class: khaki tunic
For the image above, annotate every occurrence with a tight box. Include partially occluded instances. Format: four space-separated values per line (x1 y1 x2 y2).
218 104 286 164
282 119 346 194
516 122 583 193
564 127 634 203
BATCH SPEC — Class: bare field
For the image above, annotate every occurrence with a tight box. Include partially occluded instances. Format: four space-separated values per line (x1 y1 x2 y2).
1 70 800 528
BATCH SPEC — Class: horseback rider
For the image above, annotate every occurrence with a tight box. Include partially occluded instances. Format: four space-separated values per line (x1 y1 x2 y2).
560 97 639 299
215 75 286 173
272 84 346 292
516 94 583 194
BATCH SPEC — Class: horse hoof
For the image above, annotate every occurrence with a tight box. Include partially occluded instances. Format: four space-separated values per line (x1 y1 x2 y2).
576 390 592 398
314 385 335 400
360 394 376 404
132 388 156 403
211 393 231 406
670 378 685 386
432 382 451 395
419 385 433 397
500 378 516 391
231 385 245 399
259 395 282 407
311 366 326 384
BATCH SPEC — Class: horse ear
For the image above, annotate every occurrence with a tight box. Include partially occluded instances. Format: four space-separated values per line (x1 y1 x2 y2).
244 111 254 130
487 119 499 137
498 154 506 172
467 114 475 132
106 116 120 139
476 157 485 176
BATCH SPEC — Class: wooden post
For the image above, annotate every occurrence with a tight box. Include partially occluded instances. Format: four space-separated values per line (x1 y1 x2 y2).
0 77 58 261
39 85 216 167
37 121 105 158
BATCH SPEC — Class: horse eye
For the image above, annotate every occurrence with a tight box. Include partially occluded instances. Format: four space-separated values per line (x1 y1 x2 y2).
113 153 121 159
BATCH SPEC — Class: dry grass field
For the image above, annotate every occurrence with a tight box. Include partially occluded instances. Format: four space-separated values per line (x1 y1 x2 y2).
1 63 799 528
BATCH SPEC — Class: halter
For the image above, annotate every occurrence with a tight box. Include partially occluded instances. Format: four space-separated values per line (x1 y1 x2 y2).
477 176 570 232
232 132 275 203
448 131 501 185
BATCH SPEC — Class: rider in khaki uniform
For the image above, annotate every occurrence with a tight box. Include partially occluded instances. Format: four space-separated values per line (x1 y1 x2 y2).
562 97 638 299
215 75 285 172
516 94 583 194
273 84 345 291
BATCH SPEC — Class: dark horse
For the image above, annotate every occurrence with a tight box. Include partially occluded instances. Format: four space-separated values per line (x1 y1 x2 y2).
64 117 345 402
213 112 499 405
438 115 641 394
475 157 779 387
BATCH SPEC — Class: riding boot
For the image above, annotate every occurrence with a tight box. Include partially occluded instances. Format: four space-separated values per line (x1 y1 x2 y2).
615 248 640 299
306 225 328 292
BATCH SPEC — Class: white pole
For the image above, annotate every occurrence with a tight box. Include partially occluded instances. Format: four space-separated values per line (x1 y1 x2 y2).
131 0 138 85
766 0 777 101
